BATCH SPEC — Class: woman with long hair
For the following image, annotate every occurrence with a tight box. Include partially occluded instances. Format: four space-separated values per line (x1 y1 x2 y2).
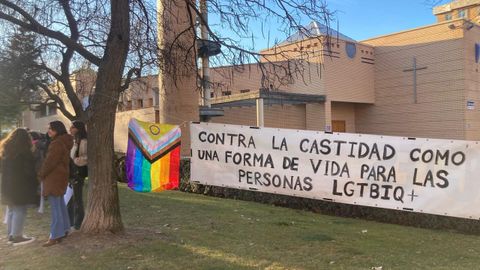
38 121 73 247
0 128 38 246
68 120 87 230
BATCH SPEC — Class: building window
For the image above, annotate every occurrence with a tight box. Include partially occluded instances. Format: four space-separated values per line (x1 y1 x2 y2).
445 13 452 20
47 103 57 116
126 100 132 110
153 87 159 106
146 98 153 107
240 89 250 93
475 43 480 63
35 104 46 118
458 9 466 18
222 91 231 96
35 102 57 118
137 99 143 108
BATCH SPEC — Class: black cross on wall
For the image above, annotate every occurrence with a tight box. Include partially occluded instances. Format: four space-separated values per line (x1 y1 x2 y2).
403 57 427 104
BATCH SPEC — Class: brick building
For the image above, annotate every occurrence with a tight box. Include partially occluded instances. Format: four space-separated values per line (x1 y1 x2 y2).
206 0 480 141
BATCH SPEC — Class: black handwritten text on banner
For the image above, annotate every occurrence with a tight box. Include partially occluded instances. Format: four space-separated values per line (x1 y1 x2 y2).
190 122 480 219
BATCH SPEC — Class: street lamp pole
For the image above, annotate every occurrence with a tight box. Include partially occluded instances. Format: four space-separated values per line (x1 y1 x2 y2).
200 0 211 109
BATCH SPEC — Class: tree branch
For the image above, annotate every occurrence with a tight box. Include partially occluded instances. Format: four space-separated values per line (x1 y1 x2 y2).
0 0 102 66
57 0 85 118
39 84 76 120
120 67 140 91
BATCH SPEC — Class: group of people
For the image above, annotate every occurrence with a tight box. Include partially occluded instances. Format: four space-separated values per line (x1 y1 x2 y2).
0 120 88 247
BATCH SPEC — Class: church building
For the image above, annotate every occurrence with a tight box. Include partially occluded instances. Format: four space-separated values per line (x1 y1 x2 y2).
208 0 480 141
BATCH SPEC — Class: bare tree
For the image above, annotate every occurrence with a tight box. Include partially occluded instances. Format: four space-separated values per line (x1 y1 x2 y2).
0 0 153 233
0 0 333 234
158 0 334 91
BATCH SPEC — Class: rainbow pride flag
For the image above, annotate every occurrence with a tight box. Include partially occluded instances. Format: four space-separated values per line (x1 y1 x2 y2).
125 118 181 192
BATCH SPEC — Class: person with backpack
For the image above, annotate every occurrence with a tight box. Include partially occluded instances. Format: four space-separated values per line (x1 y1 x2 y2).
0 128 39 246
68 121 87 230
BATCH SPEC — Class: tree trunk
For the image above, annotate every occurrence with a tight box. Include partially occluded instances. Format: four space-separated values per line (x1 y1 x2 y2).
82 95 123 233
81 0 130 233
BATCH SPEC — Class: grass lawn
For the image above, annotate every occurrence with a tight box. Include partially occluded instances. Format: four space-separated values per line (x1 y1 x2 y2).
1 183 480 269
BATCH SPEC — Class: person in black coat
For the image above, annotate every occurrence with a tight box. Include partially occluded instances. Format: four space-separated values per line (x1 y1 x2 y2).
0 128 38 246
29 131 48 173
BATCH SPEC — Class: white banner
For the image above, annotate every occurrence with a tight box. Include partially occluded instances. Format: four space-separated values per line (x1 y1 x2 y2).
190 122 480 219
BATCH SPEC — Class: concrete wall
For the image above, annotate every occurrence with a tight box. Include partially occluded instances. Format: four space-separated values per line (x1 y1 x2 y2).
119 75 158 111
332 102 356 133
209 62 325 96
22 110 71 134
265 104 306 130
209 64 268 96
306 103 325 131
212 106 256 126
211 104 307 130
322 40 375 104
113 108 156 153
210 101 355 133
22 89 74 133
